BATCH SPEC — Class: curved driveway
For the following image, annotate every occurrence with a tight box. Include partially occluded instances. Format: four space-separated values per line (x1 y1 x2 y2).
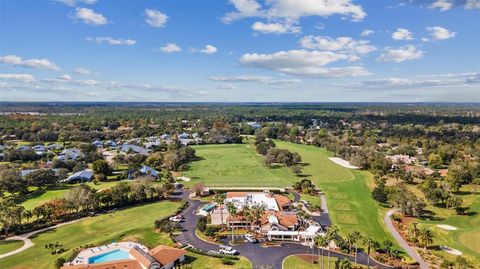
385 209 429 269
176 192 393 269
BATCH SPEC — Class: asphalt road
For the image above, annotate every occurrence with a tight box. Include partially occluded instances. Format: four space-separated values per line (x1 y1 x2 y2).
385 209 429 269
176 191 393 269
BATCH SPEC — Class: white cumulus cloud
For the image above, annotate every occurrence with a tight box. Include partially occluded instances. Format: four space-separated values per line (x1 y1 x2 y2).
86 37 136 45
223 0 366 23
430 0 453 11
57 0 97 6
377 45 424 63
299 35 377 54
427 26 456 40
0 73 35 82
74 8 107 25
0 55 60 71
145 9 168 28
192 45 218 54
361 29 374 37
239 49 370 77
74 67 93 75
392 28 414 40
251 21 300 34
465 0 480 9
157 43 182 53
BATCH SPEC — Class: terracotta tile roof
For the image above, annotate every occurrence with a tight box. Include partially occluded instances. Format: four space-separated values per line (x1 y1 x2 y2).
129 247 157 268
148 245 187 266
226 192 248 198
260 212 298 228
273 194 291 209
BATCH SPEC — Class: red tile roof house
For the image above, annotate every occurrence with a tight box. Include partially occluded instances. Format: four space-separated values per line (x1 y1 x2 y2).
61 244 186 269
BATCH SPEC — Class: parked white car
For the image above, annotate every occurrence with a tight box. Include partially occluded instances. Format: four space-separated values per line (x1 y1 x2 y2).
169 216 182 222
219 246 237 255
245 234 257 243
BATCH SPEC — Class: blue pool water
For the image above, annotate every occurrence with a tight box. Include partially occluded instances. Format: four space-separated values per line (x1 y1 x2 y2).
88 249 130 264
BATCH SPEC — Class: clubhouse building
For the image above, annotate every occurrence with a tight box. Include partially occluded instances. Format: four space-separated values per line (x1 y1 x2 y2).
210 191 323 244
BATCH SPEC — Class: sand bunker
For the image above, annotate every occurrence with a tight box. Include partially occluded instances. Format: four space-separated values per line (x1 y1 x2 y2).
177 176 191 182
328 157 359 169
436 224 458 231
440 246 462 255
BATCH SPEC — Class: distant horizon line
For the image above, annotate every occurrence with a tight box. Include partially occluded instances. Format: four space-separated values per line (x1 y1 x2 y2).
1 101 479 105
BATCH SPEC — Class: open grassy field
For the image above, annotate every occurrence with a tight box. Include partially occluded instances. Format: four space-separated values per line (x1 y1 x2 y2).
274 141 394 245
1 201 181 269
183 143 298 187
0 240 24 255
417 184 480 265
18 181 124 210
283 255 366 269
185 252 252 269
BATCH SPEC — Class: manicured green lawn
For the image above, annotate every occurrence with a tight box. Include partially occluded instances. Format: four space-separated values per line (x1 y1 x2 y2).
0 240 24 255
274 141 394 246
418 184 480 266
1 201 181 269
283 255 366 269
185 252 252 269
183 143 298 187
299 194 321 207
18 181 123 210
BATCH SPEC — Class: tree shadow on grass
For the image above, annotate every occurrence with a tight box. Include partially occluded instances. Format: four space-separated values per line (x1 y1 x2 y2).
183 255 198 265
15 184 72 204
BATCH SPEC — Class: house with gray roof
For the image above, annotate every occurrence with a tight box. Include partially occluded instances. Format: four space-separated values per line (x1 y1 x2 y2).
61 169 93 183
58 148 84 161
120 144 149 155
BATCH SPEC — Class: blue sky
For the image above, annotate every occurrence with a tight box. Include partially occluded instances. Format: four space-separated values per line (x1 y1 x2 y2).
0 0 479 102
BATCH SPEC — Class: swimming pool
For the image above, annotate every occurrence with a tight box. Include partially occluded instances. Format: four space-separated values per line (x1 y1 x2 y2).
88 249 130 264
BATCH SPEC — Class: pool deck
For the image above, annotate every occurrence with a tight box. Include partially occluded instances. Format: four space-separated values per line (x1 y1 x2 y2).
65 242 148 266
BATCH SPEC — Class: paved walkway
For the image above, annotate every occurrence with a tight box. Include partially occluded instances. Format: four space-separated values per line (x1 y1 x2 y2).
384 209 429 269
0 218 83 259
176 191 392 269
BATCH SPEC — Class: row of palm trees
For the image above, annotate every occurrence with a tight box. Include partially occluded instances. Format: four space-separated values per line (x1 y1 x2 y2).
313 225 380 269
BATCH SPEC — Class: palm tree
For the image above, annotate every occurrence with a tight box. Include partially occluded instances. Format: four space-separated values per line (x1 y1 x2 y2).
418 226 434 250
314 235 328 269
363 237 378 269
411 221 419 237
213 192 225 229
334 258 352 269
325 225 339 269
350 231 362 267
226 201 237 244
23 209 33 224
250 203 266 234
345 233 356 254
242 205 255 232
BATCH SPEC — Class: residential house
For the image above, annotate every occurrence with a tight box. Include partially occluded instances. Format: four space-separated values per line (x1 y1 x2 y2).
58 148 84 161
138 165 158 177
120 144 149 155
61 169 93 183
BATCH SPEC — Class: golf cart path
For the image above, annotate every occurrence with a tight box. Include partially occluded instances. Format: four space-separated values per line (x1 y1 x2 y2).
384 209 429 269
0 218 83 259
